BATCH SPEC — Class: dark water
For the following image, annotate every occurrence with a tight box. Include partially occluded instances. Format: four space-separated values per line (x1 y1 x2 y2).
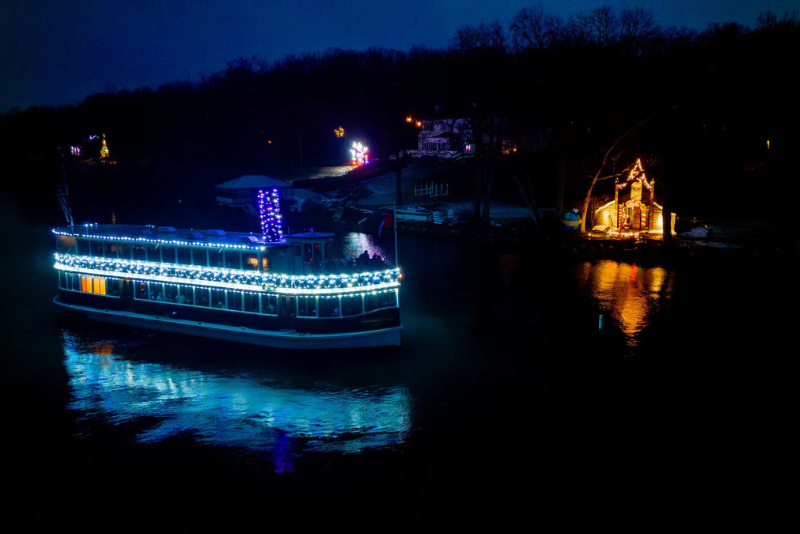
2 202 794 529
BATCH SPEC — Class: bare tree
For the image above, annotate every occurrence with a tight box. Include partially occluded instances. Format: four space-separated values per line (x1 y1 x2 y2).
586 6 621 45
567 12 594 45
449 21 507 52
509 6 569 51
509 6 549 51
620 8 660 54
757 9 799 29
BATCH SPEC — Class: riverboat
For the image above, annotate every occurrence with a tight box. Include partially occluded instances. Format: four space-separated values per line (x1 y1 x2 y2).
52 223 402 349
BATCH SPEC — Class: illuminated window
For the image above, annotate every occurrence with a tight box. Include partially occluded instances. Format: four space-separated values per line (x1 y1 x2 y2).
78 275 107 295
244 253 258 270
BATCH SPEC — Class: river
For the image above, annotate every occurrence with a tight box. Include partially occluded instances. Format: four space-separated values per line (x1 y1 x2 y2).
1 200 793 530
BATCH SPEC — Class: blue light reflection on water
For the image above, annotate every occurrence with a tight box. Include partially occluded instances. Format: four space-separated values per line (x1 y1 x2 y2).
62 332 413 468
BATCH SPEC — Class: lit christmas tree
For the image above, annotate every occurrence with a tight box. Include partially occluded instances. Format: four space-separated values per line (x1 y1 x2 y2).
258 188 284 242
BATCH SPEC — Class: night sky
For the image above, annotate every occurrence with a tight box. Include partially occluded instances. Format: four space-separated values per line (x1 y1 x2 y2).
2 0 795 113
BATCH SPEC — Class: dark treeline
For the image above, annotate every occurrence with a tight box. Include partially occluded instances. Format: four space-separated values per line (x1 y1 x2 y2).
2 6 798 230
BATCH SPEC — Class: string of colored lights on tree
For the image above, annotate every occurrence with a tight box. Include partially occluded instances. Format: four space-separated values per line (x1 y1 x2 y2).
54 254 401 295
615 158 653 190
258 188 284 242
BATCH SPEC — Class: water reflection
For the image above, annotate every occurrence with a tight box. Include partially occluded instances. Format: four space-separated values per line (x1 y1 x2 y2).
62 332 413 470
572 260 675 349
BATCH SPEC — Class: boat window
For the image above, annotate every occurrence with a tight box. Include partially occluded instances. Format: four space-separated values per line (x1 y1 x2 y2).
195 288 210 307
229 291 243 312
80 275 106 295
177 247 192 265
178 286 194 305
365 291 397 312
93 277 106 295
341 295 363 317
59 271 73 290
90 241 104 257
149 283 164 301
304 244 313 263
107 279 121 297
319 296 340 318
164 284 179 303
244 293 259 314
325 242 333 261
56 236 77 254
208 249 224 268
261 294 277 315
133 244 147 261
297 296 317 318
118 243 132 260
77 238 90 256
243 253 258 271
211 289 226 309
294 244 301 257
225 251 242 270
192 248 208 267
161 246 177 264
70 274 81 291
103 242 118 258
134 282 147 300
313 243 323 263
146 245 160 262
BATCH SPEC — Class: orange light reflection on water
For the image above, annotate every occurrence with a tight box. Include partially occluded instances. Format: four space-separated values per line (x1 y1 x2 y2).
573 260 675 349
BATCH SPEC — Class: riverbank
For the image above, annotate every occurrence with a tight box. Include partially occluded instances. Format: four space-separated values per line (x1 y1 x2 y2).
322 208 798 267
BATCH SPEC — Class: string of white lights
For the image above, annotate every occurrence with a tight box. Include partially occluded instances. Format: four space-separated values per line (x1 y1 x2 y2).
54 253 401 295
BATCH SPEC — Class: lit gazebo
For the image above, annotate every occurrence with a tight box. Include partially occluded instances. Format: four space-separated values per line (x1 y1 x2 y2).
593 158 675 237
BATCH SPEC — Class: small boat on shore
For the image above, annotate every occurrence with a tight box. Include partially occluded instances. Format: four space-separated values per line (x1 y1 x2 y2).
379 205 435 222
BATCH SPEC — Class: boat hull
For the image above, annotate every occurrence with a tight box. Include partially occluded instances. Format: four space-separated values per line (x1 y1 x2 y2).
54 297 402 350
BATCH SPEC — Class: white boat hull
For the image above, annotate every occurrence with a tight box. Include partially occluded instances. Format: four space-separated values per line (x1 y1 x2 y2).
55 297 402 350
